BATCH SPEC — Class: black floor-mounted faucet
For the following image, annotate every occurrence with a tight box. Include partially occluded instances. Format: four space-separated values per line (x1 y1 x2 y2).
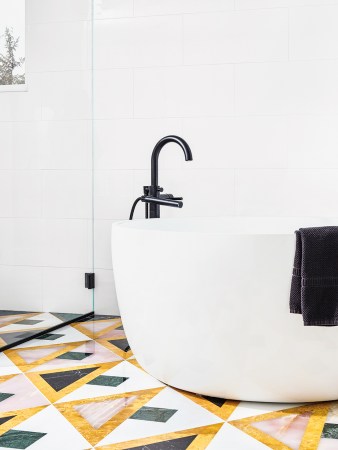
129 135 193 220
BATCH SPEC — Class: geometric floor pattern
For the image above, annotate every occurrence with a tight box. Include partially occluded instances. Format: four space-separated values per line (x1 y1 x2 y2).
0 311 89 349
0 315 336 449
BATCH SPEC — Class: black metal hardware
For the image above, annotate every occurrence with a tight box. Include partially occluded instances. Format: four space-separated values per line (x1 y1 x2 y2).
129 135 193 220
142 196 183 209
85 273 95 289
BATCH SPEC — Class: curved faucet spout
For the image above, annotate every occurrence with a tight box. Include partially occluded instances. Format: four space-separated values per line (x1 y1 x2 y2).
151 135 193 187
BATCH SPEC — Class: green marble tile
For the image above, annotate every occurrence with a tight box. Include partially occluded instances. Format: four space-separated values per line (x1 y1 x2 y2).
51 313 83 322
322 423 338 439
0 430 46 449
36 333 64 341
16 320 43 326
0 393 14 402
130 406 177 423
87 375 128 387
56 351 92 361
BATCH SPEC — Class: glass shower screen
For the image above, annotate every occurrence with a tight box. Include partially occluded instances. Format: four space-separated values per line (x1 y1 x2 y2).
0 0 94 349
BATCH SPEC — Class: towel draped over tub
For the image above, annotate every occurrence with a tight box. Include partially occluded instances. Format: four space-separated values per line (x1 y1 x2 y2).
290 226 338 326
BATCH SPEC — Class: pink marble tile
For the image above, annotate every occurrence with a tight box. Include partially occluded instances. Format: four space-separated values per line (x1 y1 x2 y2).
81 320 121 334
74 396 137 429
99 329 126 340
0 374 49 412
29 341 122 372
17 346 67 364
253 412 311 450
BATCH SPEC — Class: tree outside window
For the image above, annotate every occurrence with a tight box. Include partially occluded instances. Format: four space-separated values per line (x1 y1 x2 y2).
0 0 25 86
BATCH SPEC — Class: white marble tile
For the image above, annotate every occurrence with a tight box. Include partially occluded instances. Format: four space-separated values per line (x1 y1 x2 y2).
27 0 91 22
27 21 90 72
58 361 164 402
206 422 270 450
94 0 134 19
0 219 44 266
41 70 92 121
0 121 41 170
184 9 288 64
236 0 338 8
14 405 90 450
182 116 288 169
134 65 235 118
39 121 92 170
235 168 338 217
236 60 338 115
0 353 22 376
0 265 43 311
94 69 133 119
99 387 223 446
94 15 183 69
42 170 92 219
41 219 91 268
134 0 235 15
0 170 42 218
290 5 338 61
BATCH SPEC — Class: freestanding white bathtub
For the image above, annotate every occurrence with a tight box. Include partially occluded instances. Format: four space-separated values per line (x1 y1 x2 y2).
111 217 338 403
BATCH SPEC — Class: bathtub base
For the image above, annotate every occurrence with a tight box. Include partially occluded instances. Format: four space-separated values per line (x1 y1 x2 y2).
112 217 338 403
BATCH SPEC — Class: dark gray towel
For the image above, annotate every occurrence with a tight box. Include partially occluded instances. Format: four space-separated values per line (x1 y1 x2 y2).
290 226 338 326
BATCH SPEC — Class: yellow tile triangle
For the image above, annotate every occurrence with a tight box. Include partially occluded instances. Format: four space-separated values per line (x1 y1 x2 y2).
54 387 164 446
96 423 223 450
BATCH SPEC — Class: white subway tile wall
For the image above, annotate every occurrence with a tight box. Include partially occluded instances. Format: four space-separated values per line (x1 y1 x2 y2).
93 0 338 313
2 0 338 314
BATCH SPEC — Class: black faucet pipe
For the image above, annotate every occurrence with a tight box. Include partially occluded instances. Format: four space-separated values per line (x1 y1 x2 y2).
142 196 183 208
151 135 193 189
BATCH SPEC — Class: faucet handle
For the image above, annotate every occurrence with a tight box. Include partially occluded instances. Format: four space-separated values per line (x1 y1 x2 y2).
159 194 183 201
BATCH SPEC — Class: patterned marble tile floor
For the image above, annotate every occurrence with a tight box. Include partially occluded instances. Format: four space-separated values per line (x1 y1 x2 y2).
0 311 89 349
0 314 336 449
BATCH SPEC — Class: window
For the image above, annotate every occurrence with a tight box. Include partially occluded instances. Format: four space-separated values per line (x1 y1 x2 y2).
0 0 25 91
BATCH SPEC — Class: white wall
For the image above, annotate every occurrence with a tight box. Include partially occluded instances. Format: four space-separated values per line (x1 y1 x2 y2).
0 0 93 313
93 0 338 313
2 0 338 315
